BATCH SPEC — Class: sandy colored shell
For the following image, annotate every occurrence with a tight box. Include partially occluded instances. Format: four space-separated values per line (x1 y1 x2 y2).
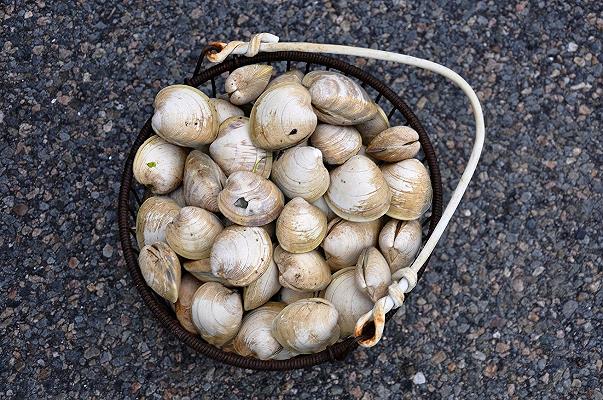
323 267 374 337
366 126 420 162
243 257 280 311
273 246 332 292
272 298 340 354
209 116 273 178
266 69 304 90
209 98 245 124
138 242 181 303
310 124 362 165
278 287 321 304
378 219 422 273
322 218 382 271
271 146 330 202
325 155 391 222
151 85 219 147
133 135 188 194
183 150 226 212
302 71 378 125
210 225 273 287
165 206 223 260
225 64 273 105
135 196 181 248
191 282 243 346
381 159 432 220
276 197 327 253
355 247 392 302
311 196 337 221
250 82 317 150
355 103 390 145
182 258 233 286
218 171 285 226
233 302 286 360
175 273 203 334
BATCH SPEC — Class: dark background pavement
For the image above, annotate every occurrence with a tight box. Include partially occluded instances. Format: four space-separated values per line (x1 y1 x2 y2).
1 1 601 398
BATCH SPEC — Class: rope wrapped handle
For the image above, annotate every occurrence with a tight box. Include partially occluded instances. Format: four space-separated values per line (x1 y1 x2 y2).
206 33 485 348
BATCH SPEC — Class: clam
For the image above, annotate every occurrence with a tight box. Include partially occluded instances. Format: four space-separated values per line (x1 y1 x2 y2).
167 186 187 207
381 159 432 220
165 206 223 260
325 155 391 222
138 242 181 303
182 258 233 286
175 273 203 334
135 196 180 248
218 171 284 226
243 257 280 311
210 225 273 287
225 64 273 105
209 98 245 124
271 146 330 202
355 103 390 145
323 267 374 337
209 116 273 178
355 247 392 302
191 282 243 346
183 150 226 212
310 124 362 165
266 69 304 90
322 218 382 270
233 302 286 360
272 298 340 354
273 246 331 292
276 197 327 253
302 71 378 125
151 85 219 147
311 196 337 221
250 82 317 150
261 221 276 240
366 126 420 162
278 287 321 304
133 135 188 194
378 219 422 273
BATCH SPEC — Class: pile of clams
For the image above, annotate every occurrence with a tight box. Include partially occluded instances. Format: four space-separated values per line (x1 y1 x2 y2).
133 64 432 360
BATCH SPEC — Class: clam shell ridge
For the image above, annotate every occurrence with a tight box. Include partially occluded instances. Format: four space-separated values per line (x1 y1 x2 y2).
276 197 328 253
138 242 181 303
133 135 188 194
310 124 362 165
209 98 245 124
322 218 382 271
183 150 226 213
366 126 421 162
378 219 422 273
274 246 332 292
165 206 223 260
225 64 273 105
175 273 203 334
355 247 392 302
191 282 243 346
135 196 181 248
381 159 432 220
233 302 286 360
355 103 390 145
243 257 281 311
271 146 330 202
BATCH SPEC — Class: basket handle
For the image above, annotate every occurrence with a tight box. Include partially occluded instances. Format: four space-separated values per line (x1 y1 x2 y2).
207 33 485 347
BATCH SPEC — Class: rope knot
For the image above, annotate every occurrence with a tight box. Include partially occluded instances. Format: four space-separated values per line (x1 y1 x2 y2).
206 33 280 63
392 268 418 292
387 283 406 307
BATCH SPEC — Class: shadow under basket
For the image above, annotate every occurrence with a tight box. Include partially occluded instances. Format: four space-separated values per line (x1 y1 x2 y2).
117 50 444 370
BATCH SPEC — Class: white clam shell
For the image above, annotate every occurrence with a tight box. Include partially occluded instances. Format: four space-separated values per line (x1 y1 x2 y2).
191 282 243 346
276 197 327 253
135 196 181 248
355 103 390 145
381 159 432 220
274 245 332 292
151 85 218 147
243 257 281 311
218 171 285 226
183 150 226 212
378 219 422 273
250 82 317 150
325 155 391 222
165 206 223 260
302 71 378 125
209 98 245 124
278 287 321 304
133 135 187 194
209 116 273 178
322 218 382 271
310 124 362 165
167 186 187 207
138 242 181 303
271 146 330 202
233 302 286 360
366 126 420 162
210 225 273 287
311 196 338 222
272 298 340 354
225 64 273 105
182 258 233 287
355 247 392 302
266 69 304 90
323 267 374 337
175 273 203 334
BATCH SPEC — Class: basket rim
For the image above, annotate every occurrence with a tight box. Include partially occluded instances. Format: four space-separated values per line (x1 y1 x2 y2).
118 50 443 370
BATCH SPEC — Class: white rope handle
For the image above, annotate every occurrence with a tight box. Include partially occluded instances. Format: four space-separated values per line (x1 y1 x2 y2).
209 33 485 347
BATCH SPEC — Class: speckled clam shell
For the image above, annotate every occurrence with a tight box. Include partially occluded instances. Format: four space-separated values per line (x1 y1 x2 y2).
271 146 330 202
266 69 304 90
183 150 226 212
378 219 422 273
191 282 243 346
355 103 390 145
209 98 245 124
135 196 181 248
381 159 432 220
325 155 391 222
273 246 332 292
175 273 203 334
355 247 392 302
310 124 362 165
138 242 181 303
151 85 218 147
321 218 382 271
225 64 273 105
276 197 327 253
217 171 284 226
133 135 188 194
233 302 286 360
209 116 273 178
165 206 223 260
243 257 281 311
366 126 421 162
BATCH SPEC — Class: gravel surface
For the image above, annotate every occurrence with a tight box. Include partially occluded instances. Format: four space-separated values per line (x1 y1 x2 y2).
1 1 601 399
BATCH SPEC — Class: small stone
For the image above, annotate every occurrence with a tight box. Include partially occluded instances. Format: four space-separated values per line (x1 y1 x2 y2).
578 105 592 115
237 15 249 25
562 300 578 317
24 10 33 18
412 372 426 385
32 45 44 55
83 347 100 359
567 42 578 52
13 204 28 216
512 278 524 292
496 342 510 353
532 266 545 276
484 363 498 378
102 244 114 258
68 257 79 268
473 351 487 361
